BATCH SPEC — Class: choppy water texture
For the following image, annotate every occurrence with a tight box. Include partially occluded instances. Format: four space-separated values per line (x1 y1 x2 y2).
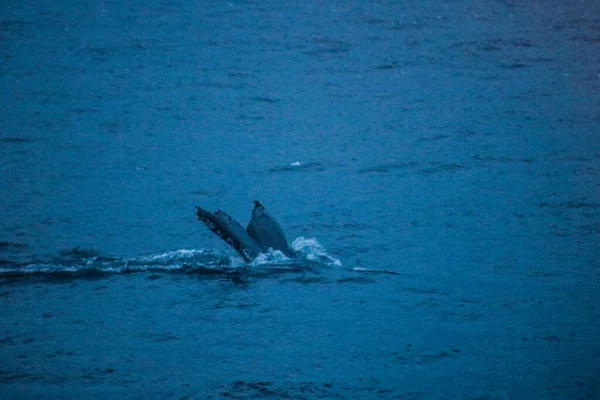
1 0 599 398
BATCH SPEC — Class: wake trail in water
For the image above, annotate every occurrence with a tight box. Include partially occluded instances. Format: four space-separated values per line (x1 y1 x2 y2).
0 237 345 281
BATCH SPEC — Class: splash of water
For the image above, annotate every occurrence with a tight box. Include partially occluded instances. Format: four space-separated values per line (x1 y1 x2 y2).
0 237 343 280
291 236 343 268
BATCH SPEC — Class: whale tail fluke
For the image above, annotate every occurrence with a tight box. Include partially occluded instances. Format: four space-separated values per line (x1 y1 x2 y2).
247 200 295 258
195 201 294 261
195 206 262 261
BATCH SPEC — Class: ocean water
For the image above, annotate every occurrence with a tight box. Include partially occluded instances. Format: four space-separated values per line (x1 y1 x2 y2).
1 0 599 398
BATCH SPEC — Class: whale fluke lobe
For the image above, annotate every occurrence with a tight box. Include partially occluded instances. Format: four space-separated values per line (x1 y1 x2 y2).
247 200 295 258
195 201 295 261
195 206 262 261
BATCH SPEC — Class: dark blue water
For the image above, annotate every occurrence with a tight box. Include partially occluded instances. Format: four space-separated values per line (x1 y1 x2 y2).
1 0 599 398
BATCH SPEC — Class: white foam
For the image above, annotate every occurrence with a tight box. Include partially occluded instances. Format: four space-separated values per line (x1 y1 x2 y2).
249 249 292 267
131 249 206 263
291 236 342 267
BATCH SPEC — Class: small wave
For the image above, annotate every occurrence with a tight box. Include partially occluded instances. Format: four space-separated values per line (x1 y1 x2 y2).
0 242 29 250
219 380 335 399
539 200 600 210
0 249 232 281
352 267 412 275
291 236 343 267
0 239 342 282
358 162 418 174
129 249 208 263
268 162 324 173
249 249 292 266
419 163 469 175
0 137 36 144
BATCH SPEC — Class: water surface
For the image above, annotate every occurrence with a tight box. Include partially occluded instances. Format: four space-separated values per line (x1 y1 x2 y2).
1 0 599 398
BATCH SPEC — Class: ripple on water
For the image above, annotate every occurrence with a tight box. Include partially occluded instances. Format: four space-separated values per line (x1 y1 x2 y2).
215 380 408 400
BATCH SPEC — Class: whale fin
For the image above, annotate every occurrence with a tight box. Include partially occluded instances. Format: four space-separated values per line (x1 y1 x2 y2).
246 201 295 258
195 206 262 261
